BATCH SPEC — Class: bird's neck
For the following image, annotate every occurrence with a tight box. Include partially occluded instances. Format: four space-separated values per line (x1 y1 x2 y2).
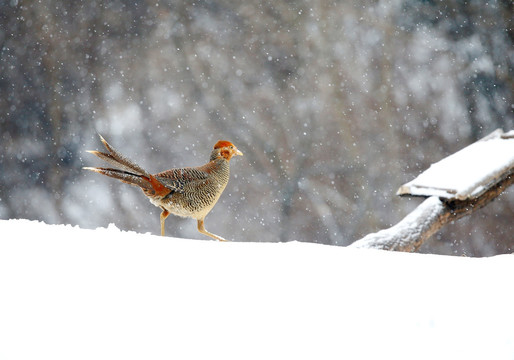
200 158 230 177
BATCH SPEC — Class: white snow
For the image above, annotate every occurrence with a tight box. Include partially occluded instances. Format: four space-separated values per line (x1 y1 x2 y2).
398 130 514 199
351 196 445 250
1 219 513 360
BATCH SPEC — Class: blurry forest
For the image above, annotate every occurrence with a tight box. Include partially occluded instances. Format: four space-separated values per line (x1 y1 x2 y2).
1 0 513 256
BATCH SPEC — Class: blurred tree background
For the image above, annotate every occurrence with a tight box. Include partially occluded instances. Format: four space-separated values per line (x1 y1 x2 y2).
1 0 512 256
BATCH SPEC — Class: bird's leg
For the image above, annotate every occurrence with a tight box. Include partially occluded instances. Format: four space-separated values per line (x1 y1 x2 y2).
160 208 170 236
197 218 228 242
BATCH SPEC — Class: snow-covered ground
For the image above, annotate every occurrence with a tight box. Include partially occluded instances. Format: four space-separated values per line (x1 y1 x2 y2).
1 219 513 360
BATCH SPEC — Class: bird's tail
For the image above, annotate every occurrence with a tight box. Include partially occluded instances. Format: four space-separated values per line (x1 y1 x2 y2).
84 135 171 197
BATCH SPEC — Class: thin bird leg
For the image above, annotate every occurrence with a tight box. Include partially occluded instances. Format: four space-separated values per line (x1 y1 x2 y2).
197 218 228 242
160 209 170 236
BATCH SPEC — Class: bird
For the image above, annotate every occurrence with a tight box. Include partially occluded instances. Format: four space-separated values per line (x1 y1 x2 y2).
84 134 243 241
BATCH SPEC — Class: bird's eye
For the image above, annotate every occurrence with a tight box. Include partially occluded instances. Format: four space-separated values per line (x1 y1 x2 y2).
230 146 233 149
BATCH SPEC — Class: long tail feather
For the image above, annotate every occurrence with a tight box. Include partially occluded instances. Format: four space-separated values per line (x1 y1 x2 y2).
85 150 140 174
83 167 153 191
84 135 172 198
95 134 151 177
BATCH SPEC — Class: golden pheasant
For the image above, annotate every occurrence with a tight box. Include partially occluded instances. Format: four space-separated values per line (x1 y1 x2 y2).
84 135 243 241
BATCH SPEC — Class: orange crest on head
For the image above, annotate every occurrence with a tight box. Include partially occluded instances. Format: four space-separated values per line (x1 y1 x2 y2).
214 140 234 149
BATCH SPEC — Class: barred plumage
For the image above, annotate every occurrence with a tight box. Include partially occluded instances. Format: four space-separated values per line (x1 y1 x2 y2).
84 135 243 241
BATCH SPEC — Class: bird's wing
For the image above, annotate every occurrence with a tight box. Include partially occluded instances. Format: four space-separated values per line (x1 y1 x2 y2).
154 167 209 193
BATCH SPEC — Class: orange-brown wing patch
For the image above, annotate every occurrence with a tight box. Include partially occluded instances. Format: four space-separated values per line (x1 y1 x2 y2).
141 174 172 197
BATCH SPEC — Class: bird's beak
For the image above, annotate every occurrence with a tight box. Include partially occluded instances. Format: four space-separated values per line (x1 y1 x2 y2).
235 149 244 156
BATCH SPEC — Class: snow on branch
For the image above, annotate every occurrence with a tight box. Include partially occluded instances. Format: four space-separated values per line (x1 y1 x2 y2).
351 129 514 252
397 129 514 200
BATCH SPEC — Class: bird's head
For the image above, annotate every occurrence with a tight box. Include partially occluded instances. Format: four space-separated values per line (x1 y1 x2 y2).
211 140 243 161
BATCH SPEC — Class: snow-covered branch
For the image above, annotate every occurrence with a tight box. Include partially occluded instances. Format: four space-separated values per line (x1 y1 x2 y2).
351 196 445 251
351 129 514 252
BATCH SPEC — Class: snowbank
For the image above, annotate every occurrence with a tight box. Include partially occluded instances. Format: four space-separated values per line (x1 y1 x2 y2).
1 219 513 360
